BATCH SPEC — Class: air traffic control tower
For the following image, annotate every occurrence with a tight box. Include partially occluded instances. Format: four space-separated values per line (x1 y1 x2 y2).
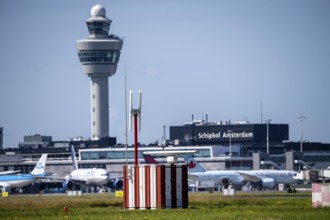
76 5 123 140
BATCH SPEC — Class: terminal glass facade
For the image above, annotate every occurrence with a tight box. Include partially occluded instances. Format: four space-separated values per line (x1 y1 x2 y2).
80 148 211 160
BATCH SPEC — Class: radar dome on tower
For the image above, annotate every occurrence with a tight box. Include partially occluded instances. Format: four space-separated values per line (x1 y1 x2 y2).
91 4 106 17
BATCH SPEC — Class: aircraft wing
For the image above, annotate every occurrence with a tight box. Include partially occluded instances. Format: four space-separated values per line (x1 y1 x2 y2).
109 175 122 180
0 182 10 188
0 170 21 175
42 173 70 181
43 173 98 185
236 172 262 182
187 173 200 181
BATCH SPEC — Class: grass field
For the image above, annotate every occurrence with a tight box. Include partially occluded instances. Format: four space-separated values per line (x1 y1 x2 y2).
0 191 329 219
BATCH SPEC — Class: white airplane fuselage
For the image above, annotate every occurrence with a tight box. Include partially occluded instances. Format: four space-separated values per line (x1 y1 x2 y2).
243 170 298 185
69 168 109 186
189 170 298 188
0 175 37 189
189 170 243 185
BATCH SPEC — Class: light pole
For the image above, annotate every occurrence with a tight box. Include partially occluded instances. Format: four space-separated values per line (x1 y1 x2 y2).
265 119 272 154
162 125 166 149
298 116 306 152
227 130 232 157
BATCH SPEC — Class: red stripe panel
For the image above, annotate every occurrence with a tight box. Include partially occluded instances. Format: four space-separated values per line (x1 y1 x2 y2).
145 166 151 209
156 165 165 208
123 165 127 209
134 165 139 209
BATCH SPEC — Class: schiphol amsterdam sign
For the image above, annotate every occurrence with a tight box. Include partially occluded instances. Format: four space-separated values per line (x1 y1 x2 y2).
197 131 253 140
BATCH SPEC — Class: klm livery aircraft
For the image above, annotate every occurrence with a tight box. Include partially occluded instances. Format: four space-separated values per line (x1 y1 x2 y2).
0 154 47 192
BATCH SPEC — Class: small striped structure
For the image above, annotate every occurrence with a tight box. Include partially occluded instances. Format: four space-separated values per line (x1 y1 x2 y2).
123 164 188 209
312 183 330 207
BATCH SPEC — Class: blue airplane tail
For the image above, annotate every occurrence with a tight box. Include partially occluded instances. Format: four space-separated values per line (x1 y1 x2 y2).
182 155 206 173
30 154 48 175
71 145 79 170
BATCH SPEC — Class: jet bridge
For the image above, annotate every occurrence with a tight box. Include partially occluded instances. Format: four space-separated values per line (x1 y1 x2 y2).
142 150 196 164
253 153 280 170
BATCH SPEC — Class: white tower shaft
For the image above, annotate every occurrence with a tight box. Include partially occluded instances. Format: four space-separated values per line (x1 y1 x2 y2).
91 77 109 139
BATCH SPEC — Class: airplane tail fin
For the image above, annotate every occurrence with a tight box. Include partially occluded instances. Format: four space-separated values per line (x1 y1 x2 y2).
182 154 206 173
143 154 158 164
71 145 79 170
30 154 48 175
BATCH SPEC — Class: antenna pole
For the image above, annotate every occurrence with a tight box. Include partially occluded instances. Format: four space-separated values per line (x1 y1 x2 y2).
129 90 142 166
134 112 138 165
124 62 128 166
260 101 263 124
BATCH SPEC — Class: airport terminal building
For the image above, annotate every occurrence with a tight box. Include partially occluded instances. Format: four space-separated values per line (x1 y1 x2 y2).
169 120 329 156
1 119 330 179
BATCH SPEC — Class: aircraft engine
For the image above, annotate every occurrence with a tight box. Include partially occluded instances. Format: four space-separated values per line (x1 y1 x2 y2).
261 178 275 189
221 177 230 188
63 180 74 190
110 178 123 189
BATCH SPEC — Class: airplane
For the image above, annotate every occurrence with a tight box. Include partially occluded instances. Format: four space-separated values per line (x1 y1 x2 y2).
183 155 298 190
142 153 298 190
142 153 242 189
49 145 122 191
0 154 48 192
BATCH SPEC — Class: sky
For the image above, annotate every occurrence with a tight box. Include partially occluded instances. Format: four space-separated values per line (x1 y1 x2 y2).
0 0 329 148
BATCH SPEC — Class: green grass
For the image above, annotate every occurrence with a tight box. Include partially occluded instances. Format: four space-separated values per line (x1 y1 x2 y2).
0 191 329 220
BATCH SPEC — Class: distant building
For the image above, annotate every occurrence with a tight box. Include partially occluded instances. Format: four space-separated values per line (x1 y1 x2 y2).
18 134 52 149
0 127 3 149
17 134 116 151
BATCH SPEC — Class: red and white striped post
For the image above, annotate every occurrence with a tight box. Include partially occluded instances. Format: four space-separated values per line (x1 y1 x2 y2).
123 164 188 209
312 183 330 207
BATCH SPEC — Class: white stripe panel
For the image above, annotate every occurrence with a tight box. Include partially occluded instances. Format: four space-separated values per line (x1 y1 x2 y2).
128 165 135 209
150 165 157 209
322 185 330 206
139 166 146 209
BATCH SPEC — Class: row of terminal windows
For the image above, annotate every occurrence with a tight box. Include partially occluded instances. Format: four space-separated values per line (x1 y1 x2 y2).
78 51 120 63
14 165 35 174
304 155 330 162
87 22 110 35
79 164 106 169
80 149 211 160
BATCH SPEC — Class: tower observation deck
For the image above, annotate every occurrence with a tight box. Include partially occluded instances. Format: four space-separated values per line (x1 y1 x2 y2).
76 5 123 140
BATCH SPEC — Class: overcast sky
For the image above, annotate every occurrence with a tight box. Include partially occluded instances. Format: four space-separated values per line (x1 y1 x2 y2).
0 0 329 148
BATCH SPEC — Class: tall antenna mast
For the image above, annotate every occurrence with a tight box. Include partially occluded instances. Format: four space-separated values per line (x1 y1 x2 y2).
124 61 128 166
260 101 263 124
